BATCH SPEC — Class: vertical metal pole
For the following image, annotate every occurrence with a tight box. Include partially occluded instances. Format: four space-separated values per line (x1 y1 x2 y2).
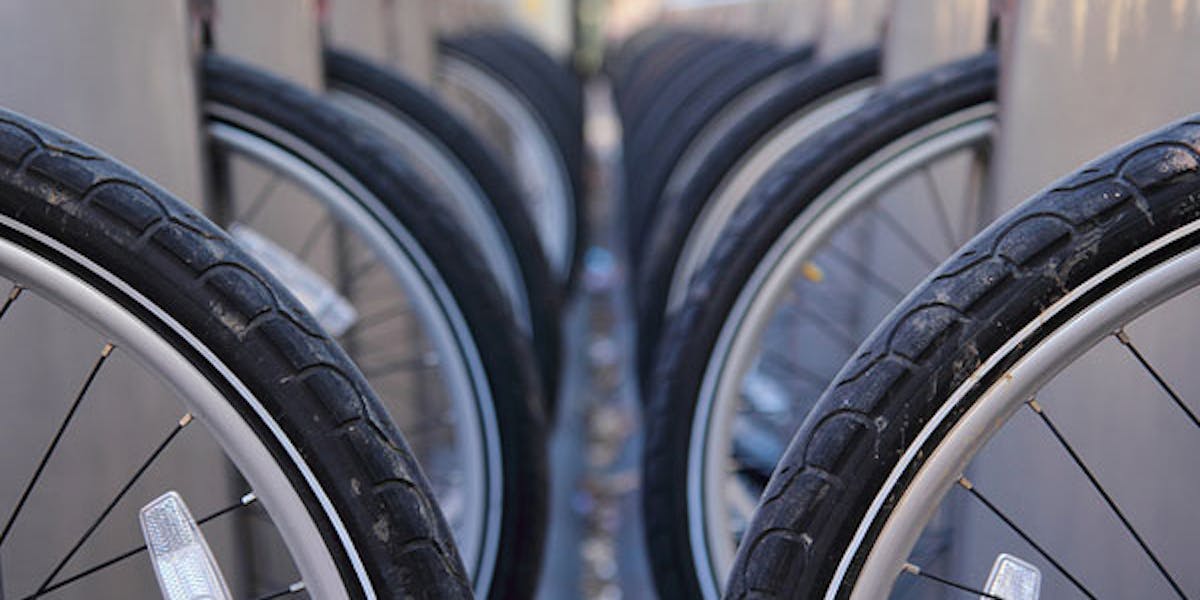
958 3 1200 598
881 0 990 82
991 0 1200 211
503 0 574 58
768 0 828 45
817 0 891 57
327 0 435 84
213 0 324 89
0 1 205 202
0 3 223 598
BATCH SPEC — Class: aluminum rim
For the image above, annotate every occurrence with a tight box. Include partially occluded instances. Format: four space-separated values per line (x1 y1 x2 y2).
206 106 503 595
687 103 997 598
438 55 576 281
836 219 1200 599
667 82 878 313
327 87 532 333
0 215 362 598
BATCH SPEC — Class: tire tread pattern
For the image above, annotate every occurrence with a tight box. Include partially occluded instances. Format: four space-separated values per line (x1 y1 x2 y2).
727 115 1200 598
0 108 474 597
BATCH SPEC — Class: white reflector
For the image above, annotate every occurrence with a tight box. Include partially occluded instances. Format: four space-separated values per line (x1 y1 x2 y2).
230 223 358 337
140 491 232 600
983 553 1041 600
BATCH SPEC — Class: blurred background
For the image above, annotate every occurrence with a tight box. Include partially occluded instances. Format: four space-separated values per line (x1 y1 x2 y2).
0 1 1198 599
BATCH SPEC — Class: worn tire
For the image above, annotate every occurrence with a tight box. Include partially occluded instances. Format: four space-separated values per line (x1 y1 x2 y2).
324 47 564 420
205 54 548 600
0 106 472 597
641 52 997 600
635 47 881 381
727 114 1200 599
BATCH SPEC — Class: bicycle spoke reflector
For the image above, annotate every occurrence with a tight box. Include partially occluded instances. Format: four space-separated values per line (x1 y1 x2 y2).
984 553 1041 600
139 491 232 600
230 224 358 336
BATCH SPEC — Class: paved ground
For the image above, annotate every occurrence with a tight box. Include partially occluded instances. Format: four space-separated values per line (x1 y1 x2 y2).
537 78 655 599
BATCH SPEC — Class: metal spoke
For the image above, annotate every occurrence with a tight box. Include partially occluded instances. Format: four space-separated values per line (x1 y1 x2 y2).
804 308 860 352
253 581 306 600
920 166 962 253
0 341 111 548
34 414 195 594
294 216 334 263
340 303 413 337
1028 399 1188 599
234 173 282 226
0 285 23 320
821 243 909 302
759 351 838 390
869 203 943 269
958 148 991 241
900 562 1001 599
344 257 380 286
26 492 258 598
1114 329 1200 429
360 356 434 380
957 477 1097 599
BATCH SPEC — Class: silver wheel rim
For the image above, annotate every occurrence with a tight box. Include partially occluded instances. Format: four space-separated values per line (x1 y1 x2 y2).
206 107 503 595
0 215 361 598
438 55 576 281
836 220 1200 599
327 87 532 333
667 82 877 313
687 104 997 598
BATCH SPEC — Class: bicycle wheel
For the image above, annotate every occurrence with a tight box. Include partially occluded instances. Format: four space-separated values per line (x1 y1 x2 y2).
623 42 814 264
729 115 1200 599
642 52 997 599
202 54 546 599
0 107 468 597
438 34 583 287
635 47 880 378
323 46 562 417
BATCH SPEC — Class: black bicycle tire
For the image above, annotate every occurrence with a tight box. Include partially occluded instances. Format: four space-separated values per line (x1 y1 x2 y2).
726 112 1200 600
624 39 773 246
606 26 693 93
204 54 548 600
623 43 815 266
323 46 564 420
439 34 587 291
640 51 998 600
480 30 584 144
0 107 473 597
618 35 735 134
634 47 882 381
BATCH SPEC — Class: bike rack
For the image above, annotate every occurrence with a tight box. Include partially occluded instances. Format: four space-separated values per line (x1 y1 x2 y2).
328 0 436 84
0 2 206 201
215 0 324 89
992 0 1200 211
960 1 1200 595
816 0 889 57
766 0 825 45
0 4 221 597
881 0 989 82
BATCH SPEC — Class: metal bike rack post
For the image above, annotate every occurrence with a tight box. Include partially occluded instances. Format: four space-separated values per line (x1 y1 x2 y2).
0 1 205 200
768 0 828 45
504 0 575 58
0 3 228 597
992 0 1200 210
817 0 890 57
881 0 990 82
327 0 436 84
954 2 1200 596
213 0 324 89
